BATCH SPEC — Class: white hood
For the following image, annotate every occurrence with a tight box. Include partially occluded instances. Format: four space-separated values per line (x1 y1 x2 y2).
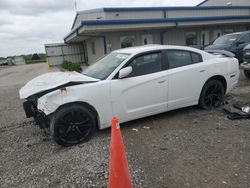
19 71 99 99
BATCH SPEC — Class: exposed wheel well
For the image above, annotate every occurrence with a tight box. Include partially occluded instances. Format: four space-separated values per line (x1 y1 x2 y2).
54 101 100 130
205 75 227 94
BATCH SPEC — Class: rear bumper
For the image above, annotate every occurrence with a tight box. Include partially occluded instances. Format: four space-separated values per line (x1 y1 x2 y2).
23 100 49 129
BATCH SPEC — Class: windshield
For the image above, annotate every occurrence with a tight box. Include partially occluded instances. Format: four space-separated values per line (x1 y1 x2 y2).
82 52 130 80
213 34 240 45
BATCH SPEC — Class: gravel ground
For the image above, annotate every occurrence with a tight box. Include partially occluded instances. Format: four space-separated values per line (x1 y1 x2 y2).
0 64 249 188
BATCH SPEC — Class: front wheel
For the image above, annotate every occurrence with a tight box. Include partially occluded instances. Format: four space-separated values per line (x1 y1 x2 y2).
199 79 225 109
50 104 97 147
244 70 250 79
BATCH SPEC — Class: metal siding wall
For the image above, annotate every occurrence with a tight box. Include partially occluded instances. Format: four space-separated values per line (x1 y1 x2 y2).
46 46 63 56
72 12 106 30
163 30 186 46
199 0 250 6
105 32 122 52
85 22 175 32
152 30 162 44
64 54 82 63
45 44 85 66
86 37 105 64
163 29 202 48
163 24 250 49
47 56 64 66
105 30 162 53
105 11 163 20
62 45 82 55
167 9 250 18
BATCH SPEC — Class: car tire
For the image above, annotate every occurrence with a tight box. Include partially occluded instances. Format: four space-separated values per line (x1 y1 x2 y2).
244 70 250 79
199 79 225 109
50 103 97 147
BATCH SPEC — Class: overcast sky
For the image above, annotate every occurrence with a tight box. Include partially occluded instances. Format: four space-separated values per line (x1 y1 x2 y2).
0 0 202 57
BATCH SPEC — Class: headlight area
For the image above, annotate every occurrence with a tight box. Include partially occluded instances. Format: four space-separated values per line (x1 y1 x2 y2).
22 99 50 129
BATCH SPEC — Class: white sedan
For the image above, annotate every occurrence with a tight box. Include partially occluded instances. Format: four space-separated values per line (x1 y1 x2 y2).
19 45 239 146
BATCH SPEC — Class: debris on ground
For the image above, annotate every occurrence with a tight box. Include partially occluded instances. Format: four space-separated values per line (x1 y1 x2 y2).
223 103 250 120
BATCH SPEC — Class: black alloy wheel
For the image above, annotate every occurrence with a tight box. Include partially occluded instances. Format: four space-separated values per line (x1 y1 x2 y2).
199 79 225 109
51 104 96 146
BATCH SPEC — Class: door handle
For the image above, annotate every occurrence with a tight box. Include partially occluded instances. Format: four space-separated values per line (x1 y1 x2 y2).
199 70 206 73
158 80 166 84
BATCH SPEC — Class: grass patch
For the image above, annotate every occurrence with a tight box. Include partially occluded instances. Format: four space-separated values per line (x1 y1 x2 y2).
61 61 82 72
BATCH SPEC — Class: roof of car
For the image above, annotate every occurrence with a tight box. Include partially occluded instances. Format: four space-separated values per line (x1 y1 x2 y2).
114 45 203 55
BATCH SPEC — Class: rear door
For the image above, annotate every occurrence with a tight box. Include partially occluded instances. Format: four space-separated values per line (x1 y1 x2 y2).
110 51 168 122
165 50 209 108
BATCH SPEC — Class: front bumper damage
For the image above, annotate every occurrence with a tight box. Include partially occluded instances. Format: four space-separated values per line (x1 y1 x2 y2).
23 100 49 129
241 62 250 71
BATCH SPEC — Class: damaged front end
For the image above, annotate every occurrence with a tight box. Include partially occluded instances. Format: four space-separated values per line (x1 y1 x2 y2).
19 71 100 131
23 95 50 129
21 81 94 129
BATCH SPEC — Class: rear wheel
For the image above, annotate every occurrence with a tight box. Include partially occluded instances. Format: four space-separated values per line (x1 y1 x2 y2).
244 70 250 78
50 104 97 146
199 79 225 109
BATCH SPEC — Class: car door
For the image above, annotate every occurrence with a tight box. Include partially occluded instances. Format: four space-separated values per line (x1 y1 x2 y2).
165 50 208 109
110 51 168 123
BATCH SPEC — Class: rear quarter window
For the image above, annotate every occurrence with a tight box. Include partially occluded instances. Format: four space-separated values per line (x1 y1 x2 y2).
191 52 203 63
166 50 202 69
167 50 192 69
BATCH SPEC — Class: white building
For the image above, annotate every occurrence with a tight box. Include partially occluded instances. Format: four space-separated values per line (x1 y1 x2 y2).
13 56 25 65
197 0 250 6
46 0 250 65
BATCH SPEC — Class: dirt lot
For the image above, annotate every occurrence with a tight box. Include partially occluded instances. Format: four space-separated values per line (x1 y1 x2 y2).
0 64 249 188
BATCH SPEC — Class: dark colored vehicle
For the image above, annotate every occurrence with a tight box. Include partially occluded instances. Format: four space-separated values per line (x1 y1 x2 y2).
241 44 250 78
205 31 250 63
0 60 8 66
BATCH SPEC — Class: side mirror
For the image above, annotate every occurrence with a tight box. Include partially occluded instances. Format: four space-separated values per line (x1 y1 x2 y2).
118 66 132 79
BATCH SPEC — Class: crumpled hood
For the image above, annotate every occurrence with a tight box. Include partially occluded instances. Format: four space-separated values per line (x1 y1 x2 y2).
19 71 99 99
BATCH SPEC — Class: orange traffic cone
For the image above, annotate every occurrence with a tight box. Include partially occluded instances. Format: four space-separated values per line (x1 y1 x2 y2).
109 117 133 188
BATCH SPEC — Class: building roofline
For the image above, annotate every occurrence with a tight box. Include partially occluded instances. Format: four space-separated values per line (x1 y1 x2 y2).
65 15 250 41
196 0 209 7
80 15 250 26
71 12 79 30
71 5 250 30
71 8 105 30
77 8 104 14
102 6 250 12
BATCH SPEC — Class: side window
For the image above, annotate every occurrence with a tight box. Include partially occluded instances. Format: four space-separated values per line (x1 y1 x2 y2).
191 52 203 64
127 52 162 77
167 50 192 69
238 34 250 43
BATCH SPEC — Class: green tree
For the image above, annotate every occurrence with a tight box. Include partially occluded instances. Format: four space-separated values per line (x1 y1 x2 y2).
31 53 40 60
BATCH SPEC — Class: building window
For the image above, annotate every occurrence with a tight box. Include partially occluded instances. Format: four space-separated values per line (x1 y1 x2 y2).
224 28 234 34
91 42 96 55
120 35 136 48
186 32 197 46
